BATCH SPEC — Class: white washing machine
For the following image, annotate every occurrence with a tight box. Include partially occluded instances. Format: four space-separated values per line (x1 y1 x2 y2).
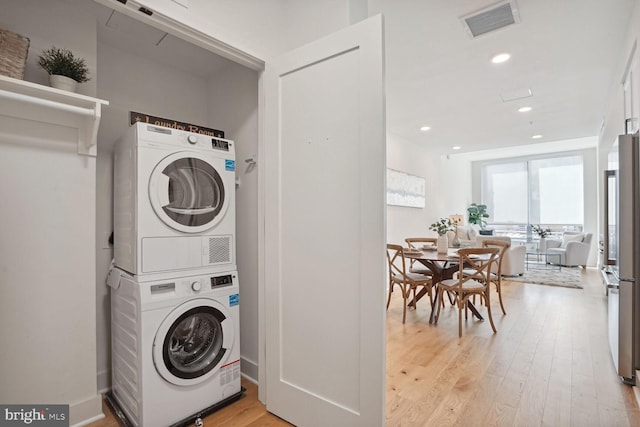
109 268 241 427
114 122 236 276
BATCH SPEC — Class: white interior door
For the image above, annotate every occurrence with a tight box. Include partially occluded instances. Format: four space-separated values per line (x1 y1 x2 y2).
263 14 386 427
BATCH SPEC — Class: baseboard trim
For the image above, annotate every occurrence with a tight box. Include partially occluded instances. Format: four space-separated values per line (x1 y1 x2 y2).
241 373 258 385
97 369 110 395
241 355 258 383
634 385 640 406
632 370 640 408
72 412 105 427
70 394 104 427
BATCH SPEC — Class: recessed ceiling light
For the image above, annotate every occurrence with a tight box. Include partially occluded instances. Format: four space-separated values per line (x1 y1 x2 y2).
532 134 543 139
452 146 461 150
518 106 532 113
491 53 511 64
420 126 431 131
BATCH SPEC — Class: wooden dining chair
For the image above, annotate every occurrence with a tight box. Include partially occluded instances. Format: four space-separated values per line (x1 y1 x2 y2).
404 237 437 276
405 237 437 250
461 239 509 315
386 244 433 323
480 239 509 315
406 236 455 308
435 247 500 337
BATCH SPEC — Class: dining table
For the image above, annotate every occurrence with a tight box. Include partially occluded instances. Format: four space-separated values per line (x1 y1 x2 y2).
404 247 486 324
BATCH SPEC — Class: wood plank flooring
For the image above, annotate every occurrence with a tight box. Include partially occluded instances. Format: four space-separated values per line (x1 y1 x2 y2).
386 267 640 427
89 378 291 426
91 267 639 426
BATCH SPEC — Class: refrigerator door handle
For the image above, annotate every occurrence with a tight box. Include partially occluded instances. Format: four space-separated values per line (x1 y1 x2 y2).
619 277 636 283
607 283 620 290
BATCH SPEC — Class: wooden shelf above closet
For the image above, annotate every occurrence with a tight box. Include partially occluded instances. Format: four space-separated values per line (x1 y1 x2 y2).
0 75 109 156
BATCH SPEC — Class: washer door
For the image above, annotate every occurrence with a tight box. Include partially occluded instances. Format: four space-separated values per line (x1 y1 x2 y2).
149 151 230 233
153 298 234 386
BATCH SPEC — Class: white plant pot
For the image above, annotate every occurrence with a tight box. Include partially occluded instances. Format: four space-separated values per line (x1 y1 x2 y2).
49 75 78 92
539 237 547 253
437 234 449 254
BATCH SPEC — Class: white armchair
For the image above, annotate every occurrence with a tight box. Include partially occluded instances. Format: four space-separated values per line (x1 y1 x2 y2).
545 232 592 268
474 236 526 276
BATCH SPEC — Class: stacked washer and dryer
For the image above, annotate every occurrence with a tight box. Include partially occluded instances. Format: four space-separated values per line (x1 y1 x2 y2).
108 123 241 427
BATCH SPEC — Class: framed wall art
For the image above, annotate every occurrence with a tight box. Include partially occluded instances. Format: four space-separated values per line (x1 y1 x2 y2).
386 168 426 208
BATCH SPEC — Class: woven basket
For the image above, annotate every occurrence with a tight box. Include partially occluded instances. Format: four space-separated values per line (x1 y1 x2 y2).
0 28 30 80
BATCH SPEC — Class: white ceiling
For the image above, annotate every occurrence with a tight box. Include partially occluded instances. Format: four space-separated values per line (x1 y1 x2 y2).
92 0 637 155
381 0 636 154
93 4 233 79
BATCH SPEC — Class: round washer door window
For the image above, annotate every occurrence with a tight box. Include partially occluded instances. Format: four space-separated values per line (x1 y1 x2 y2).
149 152 230 233
153 299 234 386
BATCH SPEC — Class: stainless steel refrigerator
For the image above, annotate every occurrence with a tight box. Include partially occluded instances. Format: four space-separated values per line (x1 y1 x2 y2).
606 132 640 384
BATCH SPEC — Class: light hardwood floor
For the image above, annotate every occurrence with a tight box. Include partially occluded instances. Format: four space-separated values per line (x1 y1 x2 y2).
91 268 639 426
89 378 291 426
386 267 640 427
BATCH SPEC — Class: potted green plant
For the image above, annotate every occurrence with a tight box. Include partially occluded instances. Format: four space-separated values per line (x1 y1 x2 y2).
531 224 551 238
38 46 90 92
429 218 454 235
467 203 492 235
429 218 454 253
531 224 552 251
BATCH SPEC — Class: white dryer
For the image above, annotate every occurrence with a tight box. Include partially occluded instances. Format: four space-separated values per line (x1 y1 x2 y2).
114 122 236 276
110 269 241 427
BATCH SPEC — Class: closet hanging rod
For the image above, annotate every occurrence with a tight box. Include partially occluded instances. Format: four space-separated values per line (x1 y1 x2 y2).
0 89 96 117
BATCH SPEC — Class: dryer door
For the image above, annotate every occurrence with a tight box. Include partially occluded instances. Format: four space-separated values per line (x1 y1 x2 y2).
153 298 235 386
149 151 232 233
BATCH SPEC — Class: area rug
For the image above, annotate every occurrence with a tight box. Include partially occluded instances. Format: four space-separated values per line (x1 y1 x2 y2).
505 266 583 289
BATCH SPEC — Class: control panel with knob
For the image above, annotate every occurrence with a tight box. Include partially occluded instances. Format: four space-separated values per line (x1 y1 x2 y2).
191 281 202 292
187 134 198 145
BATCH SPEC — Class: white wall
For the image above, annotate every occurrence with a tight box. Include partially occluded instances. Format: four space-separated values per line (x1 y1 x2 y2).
0 0 102 424
1 0 98 97
386 133 477 245
206 65 260 381
439 154 473 221
0 123 102 426
600 1 639 151
386 133 440 245
599 0 640 267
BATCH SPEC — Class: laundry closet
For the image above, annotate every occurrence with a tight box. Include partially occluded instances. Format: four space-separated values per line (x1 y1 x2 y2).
1 0 387 424
0 0 259 424
90 1 261 399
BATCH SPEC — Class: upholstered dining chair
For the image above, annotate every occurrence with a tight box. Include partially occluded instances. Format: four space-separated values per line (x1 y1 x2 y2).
404 237 437 276
386 244 433 323
435 247 500 337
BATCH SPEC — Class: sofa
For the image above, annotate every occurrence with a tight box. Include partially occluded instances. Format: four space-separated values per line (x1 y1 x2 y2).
545 232 592 267
446 226 477 247
474 235 526 276
445 228 525 276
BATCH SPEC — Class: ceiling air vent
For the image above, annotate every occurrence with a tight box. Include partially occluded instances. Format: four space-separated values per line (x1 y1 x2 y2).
461 1 520 38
